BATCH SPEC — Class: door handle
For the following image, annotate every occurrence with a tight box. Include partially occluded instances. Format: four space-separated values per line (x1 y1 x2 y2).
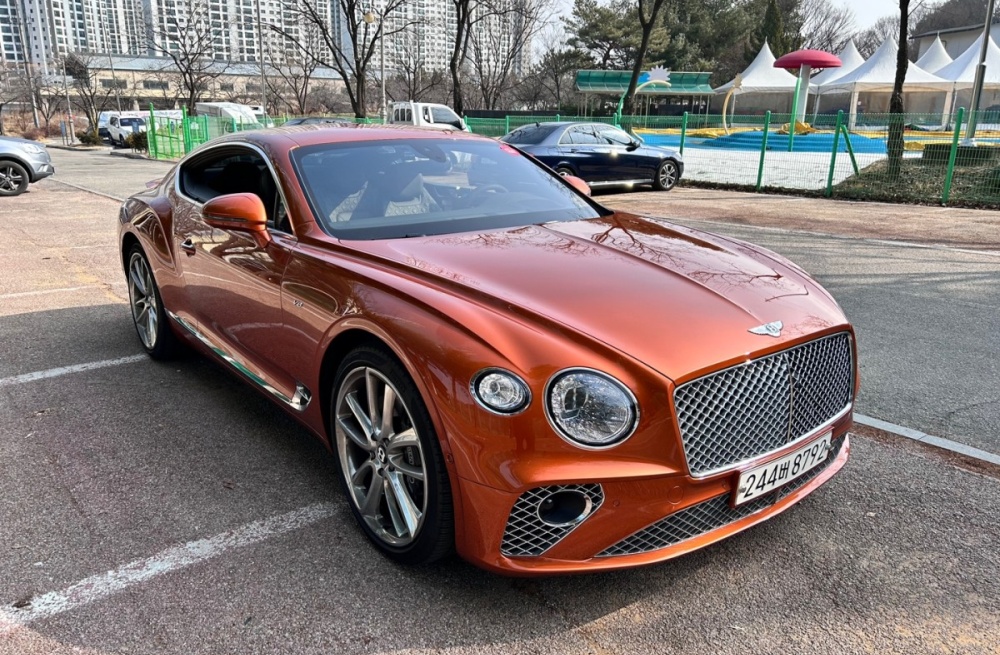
180 238 196 255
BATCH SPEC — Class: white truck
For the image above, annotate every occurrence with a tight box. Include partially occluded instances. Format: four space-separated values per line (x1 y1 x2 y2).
388 102 468 131
194 102 262 127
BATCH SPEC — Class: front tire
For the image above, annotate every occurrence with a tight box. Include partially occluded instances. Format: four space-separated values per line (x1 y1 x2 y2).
332 346 454 565
555 165 575 177
653 159 679 191
126 245 177 359
0 161 30 196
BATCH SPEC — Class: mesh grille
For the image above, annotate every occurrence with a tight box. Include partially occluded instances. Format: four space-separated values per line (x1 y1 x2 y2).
500 484 604 557
674 332 853 476
598 435 845 557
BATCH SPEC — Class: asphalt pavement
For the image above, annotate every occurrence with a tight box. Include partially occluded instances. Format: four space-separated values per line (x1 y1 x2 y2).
0 148 997 654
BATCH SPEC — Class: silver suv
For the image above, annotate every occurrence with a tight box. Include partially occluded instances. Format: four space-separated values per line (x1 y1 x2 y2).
0 136 55 196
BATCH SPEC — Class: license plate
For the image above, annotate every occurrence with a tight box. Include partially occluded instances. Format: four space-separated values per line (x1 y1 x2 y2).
734 431 833 506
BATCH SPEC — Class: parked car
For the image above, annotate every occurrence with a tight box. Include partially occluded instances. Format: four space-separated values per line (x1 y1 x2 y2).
107 112 147 147
119 126 856 574
501 121 683 191
388 101 468 131
97 111 114 142
281 117 351 126
0 136 54 196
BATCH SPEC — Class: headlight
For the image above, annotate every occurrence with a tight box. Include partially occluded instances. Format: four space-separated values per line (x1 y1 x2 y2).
546 369 638 448
21 144 44 154
471 368 530 414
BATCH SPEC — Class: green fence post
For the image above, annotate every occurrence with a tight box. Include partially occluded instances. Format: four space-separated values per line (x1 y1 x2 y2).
680 112 688 155
756 111 771 191
825 110 844 197
505 115 510 134
942 106 965 205
841 124 859 174
148 104 158 160
181 106 192 154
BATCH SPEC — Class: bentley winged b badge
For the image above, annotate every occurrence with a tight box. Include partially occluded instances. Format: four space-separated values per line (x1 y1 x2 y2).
749 320 783 337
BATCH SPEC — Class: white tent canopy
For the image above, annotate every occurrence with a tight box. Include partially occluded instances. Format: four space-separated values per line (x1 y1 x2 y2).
916 35 953 74
810 40 865 88
715 41 798 94
818 37 952 127
934 33 1000 87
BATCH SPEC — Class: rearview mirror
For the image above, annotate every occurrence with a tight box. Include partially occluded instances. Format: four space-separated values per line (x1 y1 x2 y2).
563 174 591 197
202 193 270 244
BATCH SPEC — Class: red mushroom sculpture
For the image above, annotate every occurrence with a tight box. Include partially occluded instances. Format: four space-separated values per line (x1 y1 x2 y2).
774 49 841 123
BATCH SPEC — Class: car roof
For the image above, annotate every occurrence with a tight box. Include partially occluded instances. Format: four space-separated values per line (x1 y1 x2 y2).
211 123 489 150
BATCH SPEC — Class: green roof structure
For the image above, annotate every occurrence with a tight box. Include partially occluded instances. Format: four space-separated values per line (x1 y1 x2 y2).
575 70 714 95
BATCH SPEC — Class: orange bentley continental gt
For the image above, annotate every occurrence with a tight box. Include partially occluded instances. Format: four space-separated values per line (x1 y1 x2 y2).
119 125 857 575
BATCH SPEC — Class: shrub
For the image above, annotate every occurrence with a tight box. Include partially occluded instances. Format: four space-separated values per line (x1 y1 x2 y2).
19 127 44 141
75 130 102 145
126 131 148 152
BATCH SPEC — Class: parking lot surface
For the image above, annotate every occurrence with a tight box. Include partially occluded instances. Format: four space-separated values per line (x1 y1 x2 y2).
1 149 998 654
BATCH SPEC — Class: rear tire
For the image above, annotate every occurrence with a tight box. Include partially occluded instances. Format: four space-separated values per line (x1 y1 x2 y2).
332 346 454 565
0 161 30 196
555 166 574 177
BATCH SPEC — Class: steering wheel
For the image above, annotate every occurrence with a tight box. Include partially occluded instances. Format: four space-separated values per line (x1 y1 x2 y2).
470 184 509 204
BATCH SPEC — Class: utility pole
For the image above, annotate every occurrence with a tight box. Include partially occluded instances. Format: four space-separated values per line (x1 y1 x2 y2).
108 53 123 112
62 57 75 144
964 0 998 143
255 0 267 116
14 1 41 128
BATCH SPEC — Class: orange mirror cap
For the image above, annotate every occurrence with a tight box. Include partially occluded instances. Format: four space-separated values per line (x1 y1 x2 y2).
564 175 591 197
202 193 268 232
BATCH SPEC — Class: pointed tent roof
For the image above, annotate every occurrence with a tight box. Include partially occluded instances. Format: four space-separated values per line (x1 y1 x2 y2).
915 35 954 74
810 40 865 87
715 41 798 94
818 37 951 94
934 33 1000 88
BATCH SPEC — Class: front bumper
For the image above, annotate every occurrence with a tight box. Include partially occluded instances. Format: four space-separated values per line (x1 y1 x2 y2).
456 422 851 575
25 152 54 181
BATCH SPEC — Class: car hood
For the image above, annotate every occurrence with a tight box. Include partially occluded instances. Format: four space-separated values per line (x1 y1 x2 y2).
0 136 42 147
349 213 848 381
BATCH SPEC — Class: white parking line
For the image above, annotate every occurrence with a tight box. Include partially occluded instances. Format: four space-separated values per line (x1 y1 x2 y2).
3 502 337 629
0 286 94 300
0 355 147 388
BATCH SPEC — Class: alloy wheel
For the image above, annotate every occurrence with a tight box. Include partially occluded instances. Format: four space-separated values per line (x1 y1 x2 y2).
127 252 159 350
335 366 428 547
658 161 678 190
0 165 25 193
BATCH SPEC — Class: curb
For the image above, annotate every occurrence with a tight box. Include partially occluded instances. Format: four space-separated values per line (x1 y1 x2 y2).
854 413 1000 467
109 149 152 160
46 144 109 153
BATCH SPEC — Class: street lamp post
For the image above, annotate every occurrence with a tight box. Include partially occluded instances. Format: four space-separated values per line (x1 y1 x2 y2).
363 1 387 122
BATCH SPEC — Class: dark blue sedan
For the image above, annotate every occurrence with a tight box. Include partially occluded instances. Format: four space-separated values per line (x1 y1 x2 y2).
500 122 683 191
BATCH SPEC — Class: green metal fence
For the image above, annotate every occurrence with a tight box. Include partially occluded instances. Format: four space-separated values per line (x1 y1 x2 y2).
146 106 1000 208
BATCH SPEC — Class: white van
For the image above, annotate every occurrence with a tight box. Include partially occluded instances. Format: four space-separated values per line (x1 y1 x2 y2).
107 111 149 147
194 102 261 127
389 102 468 131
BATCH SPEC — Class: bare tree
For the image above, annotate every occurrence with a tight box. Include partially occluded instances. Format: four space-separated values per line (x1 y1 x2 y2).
147 0 226 114
32 74 65 132
65 54 116 134
467 0 547 110
385 16 450 103
888 0 908 178
266 24 322 115
146 67 183 108
623 0 669 115
276 0 413 118
0 62 27 136
800 0 856 52
854 3 928 57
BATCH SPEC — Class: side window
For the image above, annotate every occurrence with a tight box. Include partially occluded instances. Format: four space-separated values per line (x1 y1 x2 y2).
405 108 412 122
178 148 291 234
566 127 600 145
422 107 432 123
110 117 118 127
597 126 633 146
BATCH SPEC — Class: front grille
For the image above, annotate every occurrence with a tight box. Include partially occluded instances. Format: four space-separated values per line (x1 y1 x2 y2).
674 332 853 476
598 435 845 557
500 484 604 557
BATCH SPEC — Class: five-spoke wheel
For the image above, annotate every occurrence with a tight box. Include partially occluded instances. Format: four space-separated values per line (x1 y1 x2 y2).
0 161 29 197
653 159 679 191
333 347 453 564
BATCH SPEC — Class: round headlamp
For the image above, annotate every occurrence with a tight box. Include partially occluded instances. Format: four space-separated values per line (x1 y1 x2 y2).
471 369 530 414
546 369 638 448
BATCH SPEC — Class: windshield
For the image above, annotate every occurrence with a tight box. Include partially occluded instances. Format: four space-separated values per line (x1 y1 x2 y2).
292 138 603 240
120 118 145 127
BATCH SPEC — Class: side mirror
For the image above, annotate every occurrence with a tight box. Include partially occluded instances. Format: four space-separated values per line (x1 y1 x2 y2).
626 140 641 151
563 174 591 197
202 193 270 244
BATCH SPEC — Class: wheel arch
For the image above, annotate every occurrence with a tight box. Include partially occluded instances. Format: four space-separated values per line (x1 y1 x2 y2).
0 155 33 182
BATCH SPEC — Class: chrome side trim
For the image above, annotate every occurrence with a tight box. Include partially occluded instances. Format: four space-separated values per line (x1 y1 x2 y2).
167 310 310 412
588 178 654 187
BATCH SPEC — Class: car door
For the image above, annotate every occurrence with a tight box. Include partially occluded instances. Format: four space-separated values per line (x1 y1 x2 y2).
595 125 648 181
560 125 617 182
171 144 302 404
108 116 119 142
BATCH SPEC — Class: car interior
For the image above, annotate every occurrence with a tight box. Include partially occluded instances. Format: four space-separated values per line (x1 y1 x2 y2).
179 150 291 234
